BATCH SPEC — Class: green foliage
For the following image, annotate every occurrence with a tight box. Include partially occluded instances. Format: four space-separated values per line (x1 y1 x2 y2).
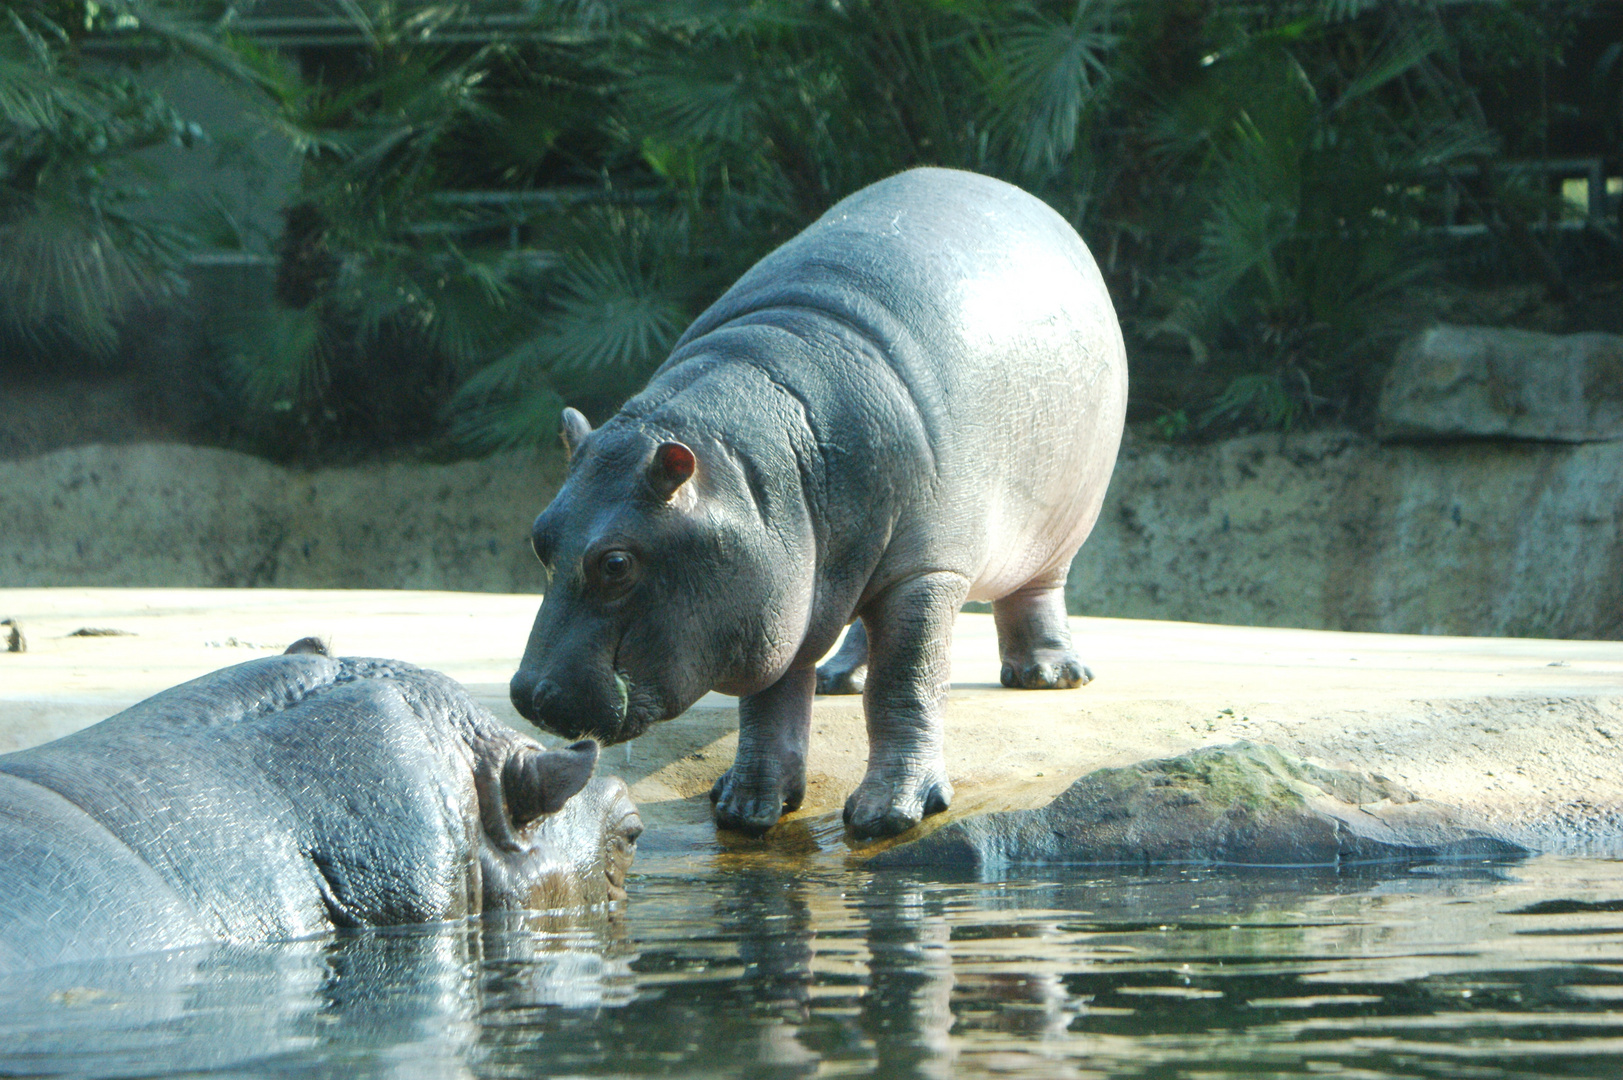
1123 2 1508 431
1198 373 1303 433
446 206 695 451
0 1 206 354
5 0 1612 450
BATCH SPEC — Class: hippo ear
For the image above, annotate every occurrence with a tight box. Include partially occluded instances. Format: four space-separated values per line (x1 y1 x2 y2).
647 440 697 501
560 407 593 461
502 739 599 830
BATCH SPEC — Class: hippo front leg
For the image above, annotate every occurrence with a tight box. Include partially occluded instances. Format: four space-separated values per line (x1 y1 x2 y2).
844 571 969 839
711 665 815 835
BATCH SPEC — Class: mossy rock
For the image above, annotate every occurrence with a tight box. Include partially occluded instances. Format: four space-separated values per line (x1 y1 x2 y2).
871 741 1527 872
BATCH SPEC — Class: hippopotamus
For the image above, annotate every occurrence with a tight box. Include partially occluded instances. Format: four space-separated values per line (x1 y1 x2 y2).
510 167 1128 838
0 647 640 972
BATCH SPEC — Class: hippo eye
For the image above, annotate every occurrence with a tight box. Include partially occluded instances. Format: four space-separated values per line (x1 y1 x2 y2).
598 550 635 584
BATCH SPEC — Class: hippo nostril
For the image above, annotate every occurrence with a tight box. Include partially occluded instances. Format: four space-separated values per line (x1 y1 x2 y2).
531 678 567 723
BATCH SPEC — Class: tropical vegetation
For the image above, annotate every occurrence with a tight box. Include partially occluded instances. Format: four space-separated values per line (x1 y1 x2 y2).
2 0 1618 455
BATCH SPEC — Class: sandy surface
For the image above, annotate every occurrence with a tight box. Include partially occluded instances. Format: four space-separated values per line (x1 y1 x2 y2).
3 588 1621 860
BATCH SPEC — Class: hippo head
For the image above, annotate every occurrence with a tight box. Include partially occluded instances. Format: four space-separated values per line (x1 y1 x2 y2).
510 407 814 744
273 651 644 916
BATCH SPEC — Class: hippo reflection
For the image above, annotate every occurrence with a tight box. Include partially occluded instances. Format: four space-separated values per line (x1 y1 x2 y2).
0 649 640 972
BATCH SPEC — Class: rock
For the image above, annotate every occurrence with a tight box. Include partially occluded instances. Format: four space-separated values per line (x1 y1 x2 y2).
870 742 1529 873
1378 324 1623 443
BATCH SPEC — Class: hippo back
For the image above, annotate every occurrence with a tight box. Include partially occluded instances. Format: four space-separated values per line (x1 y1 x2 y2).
0 772 213 971
647 167 1127 601
0 657 489 963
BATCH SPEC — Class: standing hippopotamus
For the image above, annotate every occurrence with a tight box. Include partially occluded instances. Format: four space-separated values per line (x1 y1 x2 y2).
0 648 640 972
511 167 1127 838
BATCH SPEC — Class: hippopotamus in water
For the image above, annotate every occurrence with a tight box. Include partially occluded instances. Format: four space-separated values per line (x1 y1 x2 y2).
0 647 640 972
510 167 1127 839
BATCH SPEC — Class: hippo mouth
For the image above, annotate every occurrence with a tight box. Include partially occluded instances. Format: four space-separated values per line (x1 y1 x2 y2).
602 640 680 744
601 677 664 745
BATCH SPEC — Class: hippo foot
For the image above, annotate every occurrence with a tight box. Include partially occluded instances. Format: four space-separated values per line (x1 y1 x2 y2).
710 767 803 836
815 661 866 696
1000 651 1092 690
816 621 869 696
843 769 953 839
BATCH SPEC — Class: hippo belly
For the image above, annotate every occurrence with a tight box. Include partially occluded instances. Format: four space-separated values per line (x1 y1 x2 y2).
0 650 640 973
512 167 1126 840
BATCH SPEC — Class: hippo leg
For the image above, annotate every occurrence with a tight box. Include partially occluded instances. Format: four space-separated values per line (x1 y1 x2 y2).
844 571 967 839
993 582 1092 689
815 622 868 695
711 664 815 834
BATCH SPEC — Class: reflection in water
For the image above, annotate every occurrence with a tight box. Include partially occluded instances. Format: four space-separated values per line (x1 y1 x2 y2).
6 857 1623 1078
858 883 957 1079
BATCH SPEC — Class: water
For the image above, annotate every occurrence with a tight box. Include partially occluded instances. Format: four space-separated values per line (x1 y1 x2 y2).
7 854 1623 1078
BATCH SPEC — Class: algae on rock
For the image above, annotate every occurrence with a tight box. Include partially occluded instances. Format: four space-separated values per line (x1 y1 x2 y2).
871 742 1528 873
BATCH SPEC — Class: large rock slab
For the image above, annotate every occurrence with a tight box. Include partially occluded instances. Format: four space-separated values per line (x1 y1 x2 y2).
870 742 1528 873
1377 324 1623 443
1067 431 1623 639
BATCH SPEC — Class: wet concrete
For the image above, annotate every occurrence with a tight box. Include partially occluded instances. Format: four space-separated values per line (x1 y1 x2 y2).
2 588 1621 863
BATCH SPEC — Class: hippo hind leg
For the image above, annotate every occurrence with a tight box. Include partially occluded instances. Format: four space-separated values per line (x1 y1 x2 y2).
993 581 1092 690
815 622 868 695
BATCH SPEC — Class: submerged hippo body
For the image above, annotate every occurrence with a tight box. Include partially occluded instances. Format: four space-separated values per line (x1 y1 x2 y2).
0 653 639 972
511 167 1128 838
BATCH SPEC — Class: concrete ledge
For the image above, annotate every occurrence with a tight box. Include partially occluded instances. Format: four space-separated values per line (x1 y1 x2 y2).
2 589 1621 864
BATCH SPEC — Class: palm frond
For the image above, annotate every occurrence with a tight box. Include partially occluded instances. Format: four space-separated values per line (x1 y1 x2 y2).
1198 373 1299 430
1407 117 1497 169
0 204 185 354
546 247 686 372
981 2 1116 176
224 304 328 410
447 380 566 453
1320 0 1386 25
1333 22 1443 110
625 61 766 148
1193 112 1302 307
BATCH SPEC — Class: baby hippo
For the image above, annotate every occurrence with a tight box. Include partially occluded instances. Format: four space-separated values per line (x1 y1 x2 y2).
0 647 640 972
512 167 1127 839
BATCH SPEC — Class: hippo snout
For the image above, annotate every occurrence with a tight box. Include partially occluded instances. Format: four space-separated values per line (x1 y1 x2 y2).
510 666 630 743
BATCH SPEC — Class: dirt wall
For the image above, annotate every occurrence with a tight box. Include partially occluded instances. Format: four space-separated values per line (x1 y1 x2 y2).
0 443 564 595
1068 431 1623 638
3 431 1620 638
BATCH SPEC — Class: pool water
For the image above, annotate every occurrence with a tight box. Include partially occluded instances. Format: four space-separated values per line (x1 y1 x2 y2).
6 854 1623 1078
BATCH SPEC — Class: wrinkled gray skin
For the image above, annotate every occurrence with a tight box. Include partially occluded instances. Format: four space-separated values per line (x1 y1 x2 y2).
511 167 1127 839
0 647 641 973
